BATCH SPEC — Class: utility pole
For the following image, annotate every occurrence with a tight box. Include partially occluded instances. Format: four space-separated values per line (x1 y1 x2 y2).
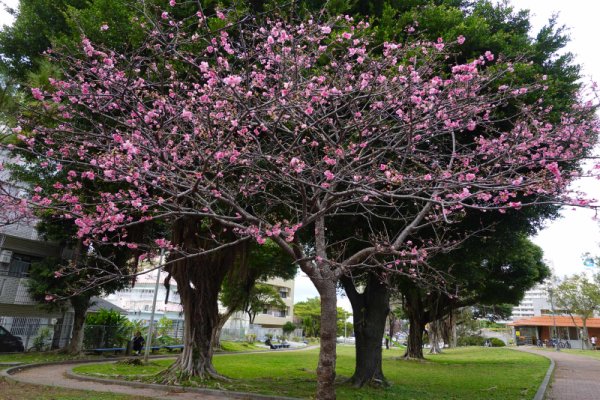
344 309 347 344
549 287 560 352
144 248 165 362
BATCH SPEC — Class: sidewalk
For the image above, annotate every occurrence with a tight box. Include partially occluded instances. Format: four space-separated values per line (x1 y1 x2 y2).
517 347 600 400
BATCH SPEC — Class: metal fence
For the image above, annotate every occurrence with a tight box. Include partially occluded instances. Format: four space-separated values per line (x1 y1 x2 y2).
0 320 303 352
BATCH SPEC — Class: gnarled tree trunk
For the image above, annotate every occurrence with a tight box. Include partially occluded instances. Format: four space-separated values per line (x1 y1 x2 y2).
403 288 425 360
158 217 246 383
65 296 90 354
428 319 443 354
341 272 390 388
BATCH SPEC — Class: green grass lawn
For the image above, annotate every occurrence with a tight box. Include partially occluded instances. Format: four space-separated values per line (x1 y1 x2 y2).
0 352 99 364
73 346 548 399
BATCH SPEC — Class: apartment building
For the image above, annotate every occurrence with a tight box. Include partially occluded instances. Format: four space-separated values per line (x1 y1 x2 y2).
0 223 74 349
511 285 552 320
105 269 295 334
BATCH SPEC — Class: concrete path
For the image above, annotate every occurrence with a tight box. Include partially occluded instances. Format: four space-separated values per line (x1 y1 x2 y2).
517 347 600 400
8 361 225 400
3 346 317 400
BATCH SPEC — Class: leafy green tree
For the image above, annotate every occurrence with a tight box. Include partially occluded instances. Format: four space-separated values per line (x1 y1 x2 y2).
294 297 351 338
244 284 286 324
553 273 600 348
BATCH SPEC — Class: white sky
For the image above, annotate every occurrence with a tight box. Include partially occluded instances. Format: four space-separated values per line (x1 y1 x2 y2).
1 0 600 312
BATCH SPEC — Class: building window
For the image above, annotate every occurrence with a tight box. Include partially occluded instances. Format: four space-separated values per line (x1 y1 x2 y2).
8 254 40 277
279 288 288 299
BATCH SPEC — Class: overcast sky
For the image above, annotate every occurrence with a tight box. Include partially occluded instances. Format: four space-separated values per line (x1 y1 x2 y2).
1 1 599 311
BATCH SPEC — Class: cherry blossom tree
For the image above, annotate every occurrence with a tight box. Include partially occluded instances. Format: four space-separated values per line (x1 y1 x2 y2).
4 8 598 398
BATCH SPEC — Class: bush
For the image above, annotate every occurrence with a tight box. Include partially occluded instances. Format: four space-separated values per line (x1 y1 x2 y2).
282 321 296 337
84 309 132 349
32 327 53 351
489 338 506 347
457 335 486 347
245 334 256 344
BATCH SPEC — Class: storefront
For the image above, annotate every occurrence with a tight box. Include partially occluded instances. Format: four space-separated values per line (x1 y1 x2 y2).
510 316 600 349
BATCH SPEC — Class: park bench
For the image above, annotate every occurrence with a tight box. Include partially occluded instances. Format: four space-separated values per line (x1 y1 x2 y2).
271 344 290 349
89 347 126 355
163 344 184 352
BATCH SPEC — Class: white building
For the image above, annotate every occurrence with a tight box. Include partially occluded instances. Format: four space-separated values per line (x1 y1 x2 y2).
104 269 296 337
511 285 552 320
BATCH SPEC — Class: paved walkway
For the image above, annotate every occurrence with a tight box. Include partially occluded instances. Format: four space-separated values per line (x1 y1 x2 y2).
3 346 316 399
517 347 600 400
7 361 226 399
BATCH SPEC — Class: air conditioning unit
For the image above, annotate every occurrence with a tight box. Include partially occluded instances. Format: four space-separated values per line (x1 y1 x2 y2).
0 250 13 264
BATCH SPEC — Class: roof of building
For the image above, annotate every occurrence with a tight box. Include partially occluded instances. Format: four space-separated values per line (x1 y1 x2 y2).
509 315 600 328
89 297 127 314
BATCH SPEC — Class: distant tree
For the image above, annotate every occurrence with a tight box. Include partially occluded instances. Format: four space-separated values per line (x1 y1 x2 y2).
553 273 600 348
244 284 286 324
294 297 322 338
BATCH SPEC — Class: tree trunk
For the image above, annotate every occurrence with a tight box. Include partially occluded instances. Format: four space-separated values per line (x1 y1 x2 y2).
160 279 223 382
341 272 389 388
403 289 425 360
388 312 397 350
313 279 338 400
65 297 89 355
428 319 443 354
157 217 245 383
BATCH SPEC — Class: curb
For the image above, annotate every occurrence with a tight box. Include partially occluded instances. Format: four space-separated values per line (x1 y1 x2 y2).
2 351 310 400
533 356 555 400
64 368 301 400
509 347 555 400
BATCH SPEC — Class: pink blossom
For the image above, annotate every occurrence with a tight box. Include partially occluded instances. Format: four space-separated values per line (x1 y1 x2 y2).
161 12 169 20
321 26 332 34
457 35 465 45
169 0 176 6
45 295 55 302
223 75 242 87
31 87 44 100
100 24 109 31
324 170 335 181
181 110 193 120
484 51 494 61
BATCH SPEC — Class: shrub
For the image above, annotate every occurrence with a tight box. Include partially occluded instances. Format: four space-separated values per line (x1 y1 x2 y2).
32 327 53 351
457 335 486 347
282 321 296 337
245 334 256 344
490 338 506 347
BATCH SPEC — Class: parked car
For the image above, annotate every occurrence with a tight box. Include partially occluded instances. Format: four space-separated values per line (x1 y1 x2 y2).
0 325 25 352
